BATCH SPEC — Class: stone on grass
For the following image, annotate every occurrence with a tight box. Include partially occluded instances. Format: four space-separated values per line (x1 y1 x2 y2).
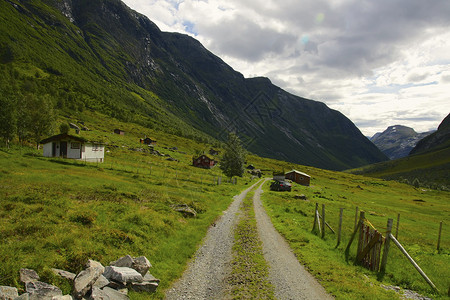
0 286 19 300
110 256 133 268
20 269 40 283
25 281 62 300
131 256 151 276
143 273 160 283
103 267 142 284
92 275 109 289
51 295 73 300
130 282 158 293
73 260 104 299
90 287 129 300
52 269 76 281
14 293 29 300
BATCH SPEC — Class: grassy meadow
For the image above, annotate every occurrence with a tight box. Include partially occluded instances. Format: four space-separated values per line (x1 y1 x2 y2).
256 161 449 299
0 110 448 299
0 111 251 299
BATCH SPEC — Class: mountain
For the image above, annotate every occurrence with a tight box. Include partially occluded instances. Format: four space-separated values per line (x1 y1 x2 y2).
348 115 450 190
0 0 388 170
370 125 434 160
410 113 450 155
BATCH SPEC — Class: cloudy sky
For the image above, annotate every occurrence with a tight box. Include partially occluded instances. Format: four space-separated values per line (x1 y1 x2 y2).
122 0 450 136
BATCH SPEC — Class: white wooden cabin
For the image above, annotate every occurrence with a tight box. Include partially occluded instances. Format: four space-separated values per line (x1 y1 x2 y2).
40 134 105 163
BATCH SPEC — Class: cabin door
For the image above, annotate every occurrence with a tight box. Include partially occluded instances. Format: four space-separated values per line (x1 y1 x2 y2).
60 141 67 158
52 142 56 157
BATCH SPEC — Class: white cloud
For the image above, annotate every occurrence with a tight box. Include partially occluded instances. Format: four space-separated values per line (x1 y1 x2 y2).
122 0 450 136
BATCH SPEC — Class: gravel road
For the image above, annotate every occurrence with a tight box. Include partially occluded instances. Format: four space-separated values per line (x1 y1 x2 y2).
253 179 333 300
165 181 261 299
165 179 333 299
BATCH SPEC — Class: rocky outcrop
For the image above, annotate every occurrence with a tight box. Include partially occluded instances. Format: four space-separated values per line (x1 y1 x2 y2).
1 255 159 300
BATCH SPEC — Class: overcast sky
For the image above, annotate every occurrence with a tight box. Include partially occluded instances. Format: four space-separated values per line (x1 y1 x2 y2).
122 0 450 136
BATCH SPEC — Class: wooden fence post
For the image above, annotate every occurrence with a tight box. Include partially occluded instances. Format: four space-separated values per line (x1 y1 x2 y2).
356 211 366 257
322 204 326 238
437 221 443 252
313 203 318 231
380 218 393 273
337 208 344 247
345 211 364 257
395 213 400 239
355 206 359 230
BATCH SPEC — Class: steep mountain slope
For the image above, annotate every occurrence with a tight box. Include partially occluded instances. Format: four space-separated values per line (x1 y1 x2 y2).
0 0 387 170
410 114 450 155
370 125 434 160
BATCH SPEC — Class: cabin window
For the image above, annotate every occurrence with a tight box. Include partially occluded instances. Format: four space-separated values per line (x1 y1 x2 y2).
71 142 80 149
92 144 99 151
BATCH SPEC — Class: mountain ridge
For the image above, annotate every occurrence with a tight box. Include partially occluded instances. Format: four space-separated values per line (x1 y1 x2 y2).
370 125 434 160
0 0 388 170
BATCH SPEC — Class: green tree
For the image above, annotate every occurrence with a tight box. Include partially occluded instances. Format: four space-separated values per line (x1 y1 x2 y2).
17 93 54 148
59 123 70 134
220 132 246 178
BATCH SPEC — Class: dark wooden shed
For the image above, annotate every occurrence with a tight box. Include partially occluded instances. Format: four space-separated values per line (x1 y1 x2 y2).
193 154 216 169
285 170 311 186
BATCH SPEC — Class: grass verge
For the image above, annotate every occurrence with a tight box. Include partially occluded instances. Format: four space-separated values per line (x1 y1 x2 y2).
227 190 274 299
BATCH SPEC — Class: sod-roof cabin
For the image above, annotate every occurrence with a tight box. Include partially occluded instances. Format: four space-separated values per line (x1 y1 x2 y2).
40 134 105 163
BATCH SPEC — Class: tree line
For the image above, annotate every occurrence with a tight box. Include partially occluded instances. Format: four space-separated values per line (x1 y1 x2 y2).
0 86 54 149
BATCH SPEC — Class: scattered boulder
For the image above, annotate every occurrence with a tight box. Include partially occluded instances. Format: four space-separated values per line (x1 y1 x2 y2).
143 273 160 284
294 194 307 200
52 295 73 300
110 256 133 268
69 123 80 131
52 269 76 281
92 275 109 289
0 286 18 300
20 269 40 283
25 281 62 300
131 256 152 277
130 281 158 293
172 204 197 218
73 260 105 299
103 266 143 284
9 256 157 300
90 287 129 300
14 293 29 300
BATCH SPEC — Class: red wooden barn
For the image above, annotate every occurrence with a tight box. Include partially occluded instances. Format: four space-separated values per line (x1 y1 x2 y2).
193 155 216 169
285 170 311 186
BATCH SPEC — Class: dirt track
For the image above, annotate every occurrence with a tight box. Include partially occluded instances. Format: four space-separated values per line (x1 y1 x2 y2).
165 179 333 299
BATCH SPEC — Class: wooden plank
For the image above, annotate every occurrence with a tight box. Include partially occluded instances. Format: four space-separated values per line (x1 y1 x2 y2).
380 218 393 273
389 233 438 292
356 230 380 264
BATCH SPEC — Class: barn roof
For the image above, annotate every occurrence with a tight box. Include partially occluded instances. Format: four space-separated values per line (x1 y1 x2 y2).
285 169 310 178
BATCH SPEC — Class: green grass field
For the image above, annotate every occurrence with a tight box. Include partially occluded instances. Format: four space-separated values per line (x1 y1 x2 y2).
0 110 448 299
0 112 250 298
259 165 449 299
